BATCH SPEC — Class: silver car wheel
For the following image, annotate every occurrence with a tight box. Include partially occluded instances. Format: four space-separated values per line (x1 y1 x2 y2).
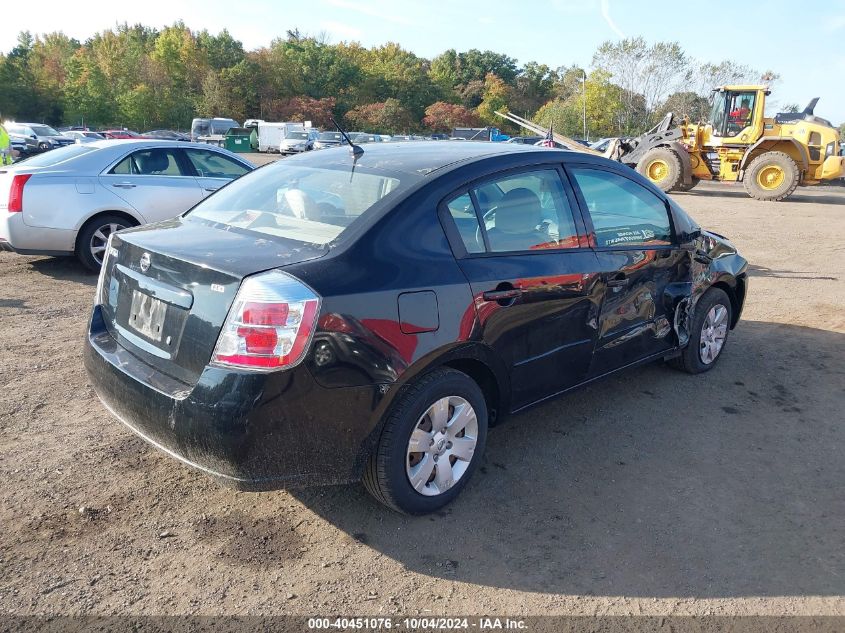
89 222 127 266
699 304 729 365
405 396 478 497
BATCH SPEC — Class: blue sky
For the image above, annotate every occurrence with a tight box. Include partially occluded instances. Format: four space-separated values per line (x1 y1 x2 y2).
8 0 845 124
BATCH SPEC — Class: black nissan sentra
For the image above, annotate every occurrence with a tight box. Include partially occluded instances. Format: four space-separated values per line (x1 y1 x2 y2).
85 141 748 514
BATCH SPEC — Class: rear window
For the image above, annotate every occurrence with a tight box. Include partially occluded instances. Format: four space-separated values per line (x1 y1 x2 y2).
15 144 95 167
186 162 418 245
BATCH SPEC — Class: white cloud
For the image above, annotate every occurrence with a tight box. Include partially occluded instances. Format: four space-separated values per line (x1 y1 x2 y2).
600 0 626 39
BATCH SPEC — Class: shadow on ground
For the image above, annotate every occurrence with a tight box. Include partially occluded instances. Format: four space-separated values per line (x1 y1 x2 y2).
30 256 96 285
678 186 845 205
293 321 845 598
747 263 838 281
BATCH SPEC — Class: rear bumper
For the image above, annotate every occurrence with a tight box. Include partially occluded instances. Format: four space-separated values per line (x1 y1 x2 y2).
0 212 75 255
84 306 384 489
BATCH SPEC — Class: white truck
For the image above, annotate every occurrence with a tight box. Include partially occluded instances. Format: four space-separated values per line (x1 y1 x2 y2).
257 121 310 153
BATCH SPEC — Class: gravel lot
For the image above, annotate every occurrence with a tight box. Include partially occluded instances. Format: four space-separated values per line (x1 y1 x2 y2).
0 179 843 618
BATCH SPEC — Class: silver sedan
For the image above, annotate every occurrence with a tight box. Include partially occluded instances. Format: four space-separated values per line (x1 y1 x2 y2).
0 140 254 270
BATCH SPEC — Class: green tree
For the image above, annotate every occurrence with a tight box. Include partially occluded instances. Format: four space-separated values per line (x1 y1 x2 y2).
197 29 244 70
657 91 710 123
534 71 625 139
593 37 689 131
476 73 511 127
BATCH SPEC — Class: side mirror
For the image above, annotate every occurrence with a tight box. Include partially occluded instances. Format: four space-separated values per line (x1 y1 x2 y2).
678 227 701 249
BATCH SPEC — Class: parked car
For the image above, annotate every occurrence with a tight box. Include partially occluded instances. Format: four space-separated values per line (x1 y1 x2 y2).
8 132 38 157
4 122 74 151
350 132 383 144
0 140 253 270
84 142 748 514
100 130 146 139
278 129 319 154
63 130 106 143
312 131 347 150
143 130 191 142
506 135 543 145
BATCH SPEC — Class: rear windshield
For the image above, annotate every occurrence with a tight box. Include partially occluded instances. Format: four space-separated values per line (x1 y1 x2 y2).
15 144 95 167
186 162 419 245
319 132 343 141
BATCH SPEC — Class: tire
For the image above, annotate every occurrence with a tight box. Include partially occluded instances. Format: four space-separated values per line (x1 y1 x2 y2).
363 368 488 515
669 287 732 374
743 151 800 201
76 214 136 272
636 147 684 192
675 177 701 192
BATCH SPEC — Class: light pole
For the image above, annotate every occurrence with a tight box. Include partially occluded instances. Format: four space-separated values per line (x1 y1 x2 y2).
582 69 587 141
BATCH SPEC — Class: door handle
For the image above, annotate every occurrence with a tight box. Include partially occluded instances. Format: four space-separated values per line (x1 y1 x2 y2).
112 182 136 189
203 187 220 192
607 274 629 288
483 288 523 302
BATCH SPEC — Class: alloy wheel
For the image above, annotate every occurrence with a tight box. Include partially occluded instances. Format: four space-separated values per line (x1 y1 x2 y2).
405 396 478 497
89 222 127 266
699 304 729 364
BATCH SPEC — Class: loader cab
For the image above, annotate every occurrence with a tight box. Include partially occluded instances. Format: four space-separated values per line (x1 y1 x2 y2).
709 86 767 144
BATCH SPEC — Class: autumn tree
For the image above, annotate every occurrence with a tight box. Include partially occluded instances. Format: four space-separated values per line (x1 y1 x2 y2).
422 102 481 132
346 98 414 134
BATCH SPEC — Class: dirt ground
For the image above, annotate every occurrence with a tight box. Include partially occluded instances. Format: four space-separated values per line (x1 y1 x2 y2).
0 180 843 619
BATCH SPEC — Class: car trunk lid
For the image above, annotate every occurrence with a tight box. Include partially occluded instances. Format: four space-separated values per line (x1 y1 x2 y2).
100 217 327 384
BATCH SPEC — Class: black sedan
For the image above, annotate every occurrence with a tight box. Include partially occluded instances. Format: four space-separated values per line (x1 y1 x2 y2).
85 142 748 514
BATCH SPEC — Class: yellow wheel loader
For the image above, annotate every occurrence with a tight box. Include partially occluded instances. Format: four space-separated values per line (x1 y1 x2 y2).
497 86 844 201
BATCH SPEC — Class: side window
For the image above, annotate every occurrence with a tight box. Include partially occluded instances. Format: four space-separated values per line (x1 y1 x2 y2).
446 193 484 254
110 155 136 175
570 168 672 248
473 169 580 253
185 149 249 179
120 149 185 176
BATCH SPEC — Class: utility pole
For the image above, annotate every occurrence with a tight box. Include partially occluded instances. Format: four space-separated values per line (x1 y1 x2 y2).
582 69 587 141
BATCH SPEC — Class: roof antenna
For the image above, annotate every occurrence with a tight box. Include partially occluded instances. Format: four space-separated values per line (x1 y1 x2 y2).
330 116 364 158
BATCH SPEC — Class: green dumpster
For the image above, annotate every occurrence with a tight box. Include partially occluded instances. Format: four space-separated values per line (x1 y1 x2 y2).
224 127 252 153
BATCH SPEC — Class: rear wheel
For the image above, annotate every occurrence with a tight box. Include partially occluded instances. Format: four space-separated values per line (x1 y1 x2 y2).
76 214 136 272
636 147 683 192
363 368 488 515
669 287 732 374
743 151 800 201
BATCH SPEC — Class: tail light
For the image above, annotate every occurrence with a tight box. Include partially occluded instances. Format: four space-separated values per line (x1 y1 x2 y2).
8 174 32 213
212 270 320 371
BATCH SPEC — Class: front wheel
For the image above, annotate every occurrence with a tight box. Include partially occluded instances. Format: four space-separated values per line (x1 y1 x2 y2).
363 368 488 515
669 287 732 374
636 147 684 192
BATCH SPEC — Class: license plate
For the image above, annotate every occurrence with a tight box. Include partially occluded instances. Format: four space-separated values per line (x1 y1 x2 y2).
128 290 167 342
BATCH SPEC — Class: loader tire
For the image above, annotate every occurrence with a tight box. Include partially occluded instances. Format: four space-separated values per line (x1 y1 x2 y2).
636 147 683 192
743 151 800 201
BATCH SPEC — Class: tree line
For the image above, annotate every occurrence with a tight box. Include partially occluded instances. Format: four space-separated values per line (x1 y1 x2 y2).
0 24 781 138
